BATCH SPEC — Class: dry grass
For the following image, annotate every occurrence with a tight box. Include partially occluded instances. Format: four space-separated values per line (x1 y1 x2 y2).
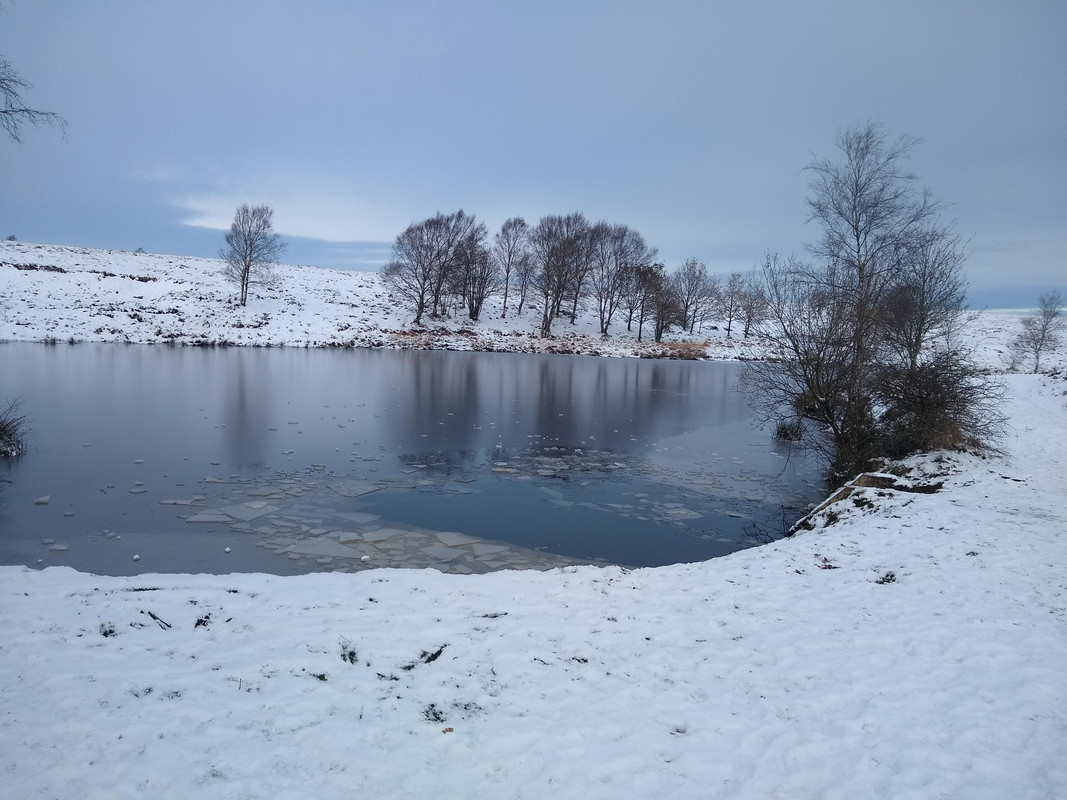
0 399 27 458
639 340 709 360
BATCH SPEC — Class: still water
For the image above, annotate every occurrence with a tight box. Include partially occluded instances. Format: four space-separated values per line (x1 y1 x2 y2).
0 343 820 575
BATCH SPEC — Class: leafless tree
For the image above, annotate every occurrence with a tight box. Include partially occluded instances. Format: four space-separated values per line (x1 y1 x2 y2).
492 217 529 319
564 221 596 326
383 210 482 324
530 212 589 337
713 272 746 338
219 204 285 306
589 223 656 335
671 257 715 334
745 255 860 472
515 251 535 316
621 262 675 342
456 227 497 321
745 123 984 483
1014 289 1065 372
805 124 938 466
1 56 66 143
647 266 684 342
427 210 482 319
880 225 967 370
738 269 768 338
803 123 941 478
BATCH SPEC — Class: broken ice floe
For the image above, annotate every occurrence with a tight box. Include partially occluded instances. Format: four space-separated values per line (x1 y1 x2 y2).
123 442 811 574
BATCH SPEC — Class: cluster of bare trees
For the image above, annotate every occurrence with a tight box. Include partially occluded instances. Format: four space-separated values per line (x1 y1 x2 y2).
384 210 687 340
383 210 776 344
670 260 769 339
381 210 492 325
745 122 1003 483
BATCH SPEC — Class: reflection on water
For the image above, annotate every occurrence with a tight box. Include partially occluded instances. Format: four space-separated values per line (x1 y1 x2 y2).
0 343 821 575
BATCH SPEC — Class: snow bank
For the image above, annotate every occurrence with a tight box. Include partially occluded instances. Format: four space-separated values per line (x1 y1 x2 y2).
1 374 1065 798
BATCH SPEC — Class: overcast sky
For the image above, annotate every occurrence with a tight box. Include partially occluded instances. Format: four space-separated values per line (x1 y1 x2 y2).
2 1 1064 308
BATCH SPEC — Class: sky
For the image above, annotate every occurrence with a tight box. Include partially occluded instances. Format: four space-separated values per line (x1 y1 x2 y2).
1 1 1064 309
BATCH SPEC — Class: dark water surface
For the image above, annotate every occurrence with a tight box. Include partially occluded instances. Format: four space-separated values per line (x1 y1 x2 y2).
0 343 821 575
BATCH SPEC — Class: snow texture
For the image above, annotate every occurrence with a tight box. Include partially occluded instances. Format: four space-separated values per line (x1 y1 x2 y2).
1 241 1066 798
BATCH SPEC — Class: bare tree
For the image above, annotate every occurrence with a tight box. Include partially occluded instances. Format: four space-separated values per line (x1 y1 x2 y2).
515 250 535 316
530 212 589 338
803 123 939 479
589 223 656 335
219 204 285 306
382 224 434 325
456 226 497 321
428 210 481 319
623 262 675 342
880 225 967 370
713 272 746 338
738 270 768 338
671 257 714 334
493 217 529 319
382 210 482 324
647 266 684 342
620 264 640 332
1014 289 1065 372
745 255 860 472
1 56 66 143
745 123 986 483
565 222 596 325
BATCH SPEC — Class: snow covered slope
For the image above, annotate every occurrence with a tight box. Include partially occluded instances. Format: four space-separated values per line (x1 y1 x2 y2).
0 240 769 359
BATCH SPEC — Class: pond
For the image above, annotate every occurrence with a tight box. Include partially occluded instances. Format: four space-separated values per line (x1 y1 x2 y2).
0 343 822 576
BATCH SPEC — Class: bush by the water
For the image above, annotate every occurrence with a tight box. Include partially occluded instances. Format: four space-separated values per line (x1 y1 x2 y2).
0 400 27 458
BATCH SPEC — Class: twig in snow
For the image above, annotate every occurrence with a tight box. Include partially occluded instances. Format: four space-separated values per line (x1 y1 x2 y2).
141 610 172 630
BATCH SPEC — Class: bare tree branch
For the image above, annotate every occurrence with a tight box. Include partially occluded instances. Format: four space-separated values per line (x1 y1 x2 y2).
0 56 66 143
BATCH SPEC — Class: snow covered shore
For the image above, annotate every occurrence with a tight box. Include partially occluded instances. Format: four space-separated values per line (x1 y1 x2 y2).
1 242 1065 798
0 239 767 359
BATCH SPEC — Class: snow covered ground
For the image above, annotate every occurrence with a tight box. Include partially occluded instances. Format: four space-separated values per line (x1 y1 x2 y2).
1 242 1066 798
0 239 768 359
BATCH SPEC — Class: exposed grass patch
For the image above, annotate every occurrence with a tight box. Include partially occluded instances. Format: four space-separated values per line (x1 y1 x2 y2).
640 340 709 360
775 418 804 442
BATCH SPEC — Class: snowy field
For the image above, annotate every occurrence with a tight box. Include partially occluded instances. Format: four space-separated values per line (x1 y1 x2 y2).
0 239 769 359
1 242 1066 798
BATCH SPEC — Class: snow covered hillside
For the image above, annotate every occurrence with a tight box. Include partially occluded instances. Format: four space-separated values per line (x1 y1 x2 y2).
1 240 1065 798
0 240 768 359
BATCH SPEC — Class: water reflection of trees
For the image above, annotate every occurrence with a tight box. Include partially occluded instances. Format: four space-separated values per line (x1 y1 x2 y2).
222 350 271 467
383 351 749 455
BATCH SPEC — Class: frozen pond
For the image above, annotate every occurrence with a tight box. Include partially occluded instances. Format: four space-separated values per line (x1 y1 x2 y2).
0 343 821 575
